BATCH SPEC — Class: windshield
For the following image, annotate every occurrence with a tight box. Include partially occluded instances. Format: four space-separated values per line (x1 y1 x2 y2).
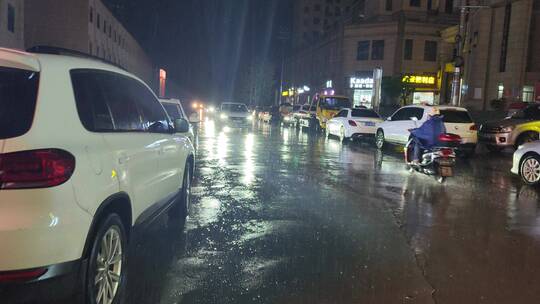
351 109 380 118
0 67 39 139
440 110 473 123
221 103 248 112
320 97 351 110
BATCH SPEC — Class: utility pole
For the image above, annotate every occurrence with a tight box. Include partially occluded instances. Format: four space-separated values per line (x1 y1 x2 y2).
451 4 467 107
451 1 490 106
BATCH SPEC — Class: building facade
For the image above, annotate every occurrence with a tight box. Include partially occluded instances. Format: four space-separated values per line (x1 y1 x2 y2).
293 0 357 49
460 0 540 110
24 0 155 88
0 0 24 49
286 0 459 108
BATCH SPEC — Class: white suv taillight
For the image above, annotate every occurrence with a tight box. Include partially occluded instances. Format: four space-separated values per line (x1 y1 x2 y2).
0 149 75 190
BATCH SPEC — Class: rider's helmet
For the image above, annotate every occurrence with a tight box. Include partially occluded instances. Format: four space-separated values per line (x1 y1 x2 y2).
430 107 441 116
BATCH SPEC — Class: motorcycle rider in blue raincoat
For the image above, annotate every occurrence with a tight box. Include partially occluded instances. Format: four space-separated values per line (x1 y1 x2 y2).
409 110 446 165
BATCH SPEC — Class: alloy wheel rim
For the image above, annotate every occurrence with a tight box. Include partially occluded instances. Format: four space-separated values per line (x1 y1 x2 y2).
522 158 540 183
95 227 123 304
377 133 383 148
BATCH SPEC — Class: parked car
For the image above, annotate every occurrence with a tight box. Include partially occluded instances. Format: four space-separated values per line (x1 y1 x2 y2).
326 108 383 142
479 103 540 152
375 105 478 156
160 98 195 143
282 105 301 126
0 48 195 304
512 141 540 185
219 102 253 128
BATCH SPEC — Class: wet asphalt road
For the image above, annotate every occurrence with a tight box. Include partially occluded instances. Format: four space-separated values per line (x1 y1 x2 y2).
123 120 540 304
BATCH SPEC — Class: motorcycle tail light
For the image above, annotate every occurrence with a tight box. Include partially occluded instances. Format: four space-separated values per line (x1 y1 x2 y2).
348 120 357 127
438 133 462 143
440 148 453 157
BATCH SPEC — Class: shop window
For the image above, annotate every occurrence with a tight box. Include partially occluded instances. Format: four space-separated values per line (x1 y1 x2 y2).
357 41 370 61
410 0 421 7
371 40 385 60
523 86 534 102
424 41 437 62
404 39 413 60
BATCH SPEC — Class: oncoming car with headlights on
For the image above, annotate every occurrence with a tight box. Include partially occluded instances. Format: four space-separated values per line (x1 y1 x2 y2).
218 102 253 129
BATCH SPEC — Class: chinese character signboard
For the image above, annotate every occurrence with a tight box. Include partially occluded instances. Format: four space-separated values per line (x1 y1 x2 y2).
402 75 436 86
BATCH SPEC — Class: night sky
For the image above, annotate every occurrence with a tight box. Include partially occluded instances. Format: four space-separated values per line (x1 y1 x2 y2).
104 0 292 103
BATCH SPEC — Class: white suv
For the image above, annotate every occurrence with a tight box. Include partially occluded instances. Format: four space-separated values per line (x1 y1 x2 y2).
0 48 195 304
375 105 478 155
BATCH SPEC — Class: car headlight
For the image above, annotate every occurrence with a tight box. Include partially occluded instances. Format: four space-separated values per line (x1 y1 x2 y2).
247 115 253 121
500 126 513 133
284 116 290 121
220 113 228 120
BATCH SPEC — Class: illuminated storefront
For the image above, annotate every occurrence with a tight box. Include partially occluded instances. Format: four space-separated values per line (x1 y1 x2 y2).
402 74 439 105
350 76 374 108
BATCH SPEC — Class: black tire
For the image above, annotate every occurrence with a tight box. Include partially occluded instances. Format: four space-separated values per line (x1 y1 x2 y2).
376 129 385 150
520 154 540 185
515 132 539 149
177 162 192 217
486 145 503 153
86 214 128 304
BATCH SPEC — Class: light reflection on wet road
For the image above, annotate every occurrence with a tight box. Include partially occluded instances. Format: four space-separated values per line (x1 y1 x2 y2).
125 120 540 304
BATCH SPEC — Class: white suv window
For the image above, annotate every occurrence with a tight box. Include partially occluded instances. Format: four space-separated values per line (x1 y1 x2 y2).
0 67 40 139
71 69 170 133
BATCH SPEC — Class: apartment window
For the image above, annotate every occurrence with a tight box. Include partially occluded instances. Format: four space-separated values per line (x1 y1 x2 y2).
424 41 437 62
500 4 511 72
314 4 321 11
97 14 101 29
304 6 310 13
7 4 15 33
335 6 341 16
357 41 370 60
386 0 393 11
313 17 320 25
404 39 413 60
445 0 454 14
89 42 93 55
523 86 534 102
371 40 385 60
410 0 421 7
90 7 94 23
103 20 107 33
109 25 112 38
96 46 100 57
497 84 505 99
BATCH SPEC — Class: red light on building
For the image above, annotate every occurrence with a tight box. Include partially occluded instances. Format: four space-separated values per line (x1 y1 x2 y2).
159 68 167 97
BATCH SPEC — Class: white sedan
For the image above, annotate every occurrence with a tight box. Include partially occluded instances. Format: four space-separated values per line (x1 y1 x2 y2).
512 141 540 185
326 108 383 142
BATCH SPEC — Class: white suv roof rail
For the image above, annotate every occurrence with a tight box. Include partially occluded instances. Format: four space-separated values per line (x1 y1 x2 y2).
27 45 126 72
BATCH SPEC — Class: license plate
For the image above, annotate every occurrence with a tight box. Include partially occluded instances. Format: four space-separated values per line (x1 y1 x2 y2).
440 166 453 177
364 122 376 127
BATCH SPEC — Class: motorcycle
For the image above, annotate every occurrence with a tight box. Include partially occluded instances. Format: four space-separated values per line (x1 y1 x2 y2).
404 133 462 183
